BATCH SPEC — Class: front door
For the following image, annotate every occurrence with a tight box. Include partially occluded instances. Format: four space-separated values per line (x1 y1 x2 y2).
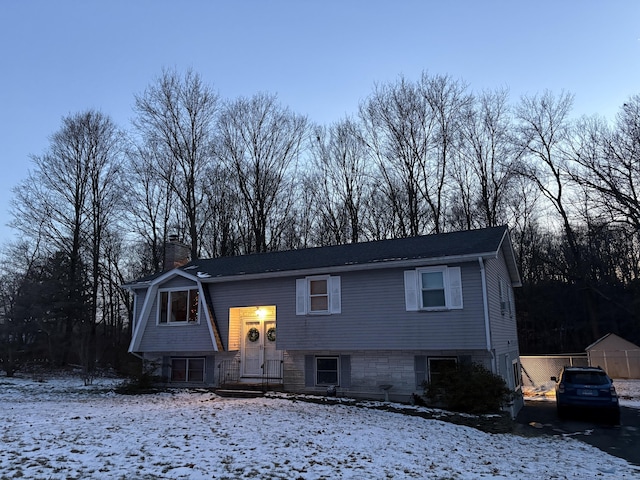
241 315 281 379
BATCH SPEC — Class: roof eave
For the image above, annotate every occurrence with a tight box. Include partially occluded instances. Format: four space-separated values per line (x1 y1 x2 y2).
497 228 522 288
195 251 499 283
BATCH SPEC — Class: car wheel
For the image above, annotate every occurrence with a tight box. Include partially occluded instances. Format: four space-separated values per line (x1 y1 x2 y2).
557 404 567 420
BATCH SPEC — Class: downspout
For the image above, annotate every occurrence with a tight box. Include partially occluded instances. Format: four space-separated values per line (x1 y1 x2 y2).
478 257 496 373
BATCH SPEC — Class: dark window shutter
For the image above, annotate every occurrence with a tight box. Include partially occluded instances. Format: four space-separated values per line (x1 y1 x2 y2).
205 355 215 384
304 355 314 387
340 355 351 388
414 355 426 388
459 355 472 367
161 356 170 382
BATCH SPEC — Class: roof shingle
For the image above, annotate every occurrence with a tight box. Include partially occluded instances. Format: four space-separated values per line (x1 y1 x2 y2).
174 225 511 280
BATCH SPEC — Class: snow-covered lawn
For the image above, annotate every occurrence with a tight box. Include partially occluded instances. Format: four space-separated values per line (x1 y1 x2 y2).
1 375 639 479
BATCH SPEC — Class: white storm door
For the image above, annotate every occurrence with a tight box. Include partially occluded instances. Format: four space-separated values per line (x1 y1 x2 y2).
242 320 262 377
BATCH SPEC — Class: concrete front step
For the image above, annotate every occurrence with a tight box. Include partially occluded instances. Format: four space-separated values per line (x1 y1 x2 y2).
214 382 284 397
214 389 266 398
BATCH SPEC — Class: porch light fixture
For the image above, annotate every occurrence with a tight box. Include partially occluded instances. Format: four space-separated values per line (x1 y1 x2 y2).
255 307 266 319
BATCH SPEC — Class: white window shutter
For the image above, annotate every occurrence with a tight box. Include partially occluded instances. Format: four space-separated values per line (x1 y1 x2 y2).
447 267 463 309
404 270 419 311
296 279 307 315
329 276 341 314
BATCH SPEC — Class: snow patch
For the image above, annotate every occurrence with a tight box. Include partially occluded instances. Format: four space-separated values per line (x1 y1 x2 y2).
0 375 638 479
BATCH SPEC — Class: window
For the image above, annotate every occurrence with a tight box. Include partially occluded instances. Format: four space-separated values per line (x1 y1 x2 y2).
296 276 341 315
305 355 350 388
170 357 204 382
428 357 458 387
316 357 339 385
158 288 199 324
404 266 463 311
499 278 514 317
421 270 446 308
309 278 329 312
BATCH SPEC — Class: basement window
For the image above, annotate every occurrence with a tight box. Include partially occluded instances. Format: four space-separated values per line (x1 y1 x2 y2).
428 357 458 388
170 357 205 382
316 357 339 385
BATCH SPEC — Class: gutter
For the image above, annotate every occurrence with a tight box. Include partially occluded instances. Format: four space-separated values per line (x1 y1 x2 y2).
478 257 496 373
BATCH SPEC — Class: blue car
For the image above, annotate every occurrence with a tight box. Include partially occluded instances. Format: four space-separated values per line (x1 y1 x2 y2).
552 366 620 424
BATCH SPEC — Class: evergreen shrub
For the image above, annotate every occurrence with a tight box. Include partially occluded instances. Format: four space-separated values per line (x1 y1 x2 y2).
423 362 513 414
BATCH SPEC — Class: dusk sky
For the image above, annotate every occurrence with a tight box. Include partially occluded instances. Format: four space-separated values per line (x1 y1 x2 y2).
1 1 638 244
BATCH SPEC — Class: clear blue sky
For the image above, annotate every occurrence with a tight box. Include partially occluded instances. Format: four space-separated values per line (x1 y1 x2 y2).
1 1 638 244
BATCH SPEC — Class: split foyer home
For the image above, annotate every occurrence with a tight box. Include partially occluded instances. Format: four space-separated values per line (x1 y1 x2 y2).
123 225 524 415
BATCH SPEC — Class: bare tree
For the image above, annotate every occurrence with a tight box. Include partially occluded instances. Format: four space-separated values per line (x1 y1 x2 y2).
308 119 371 245
570 97 640 233
360 73 469 236
132 68 219 259
454 88 520 228
217 93 307 253
360 75 432 237
513 90 608 339
514 90 578 261
11 110 124 370
423 74 471 233
124 140 175 274
199 162 242 258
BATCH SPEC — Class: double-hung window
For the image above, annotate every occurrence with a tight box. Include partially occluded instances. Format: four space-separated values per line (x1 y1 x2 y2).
309 278 329 312
420 269 447 308
404 266 463 311
296 275 341 315
171 357 205 382
158 288 199 324
316 357 339 385
428 357 458 387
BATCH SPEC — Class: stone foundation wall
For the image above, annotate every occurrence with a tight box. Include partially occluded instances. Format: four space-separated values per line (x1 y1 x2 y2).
284 349 491 403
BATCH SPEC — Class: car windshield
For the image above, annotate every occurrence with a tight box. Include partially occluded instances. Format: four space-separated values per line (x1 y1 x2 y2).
564 371 608 385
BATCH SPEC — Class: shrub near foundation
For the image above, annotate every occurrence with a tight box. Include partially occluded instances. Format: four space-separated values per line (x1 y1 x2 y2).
424 363 513 414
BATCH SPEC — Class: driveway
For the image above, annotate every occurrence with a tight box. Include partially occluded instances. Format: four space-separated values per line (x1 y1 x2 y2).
515 400 640 466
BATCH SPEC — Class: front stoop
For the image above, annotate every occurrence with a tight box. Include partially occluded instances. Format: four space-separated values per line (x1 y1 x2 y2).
214 382 284 398
214 389 265 398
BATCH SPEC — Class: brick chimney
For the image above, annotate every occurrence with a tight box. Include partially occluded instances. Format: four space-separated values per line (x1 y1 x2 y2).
163 235 190 271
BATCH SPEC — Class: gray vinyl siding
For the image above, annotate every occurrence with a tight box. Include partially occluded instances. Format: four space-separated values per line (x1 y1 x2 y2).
484 251 519 358
134 256 511 360
131 287 147 331
201 264 486 352
205 277 297 351
195 262 487 352
277 262 486 351
138 286 216 352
